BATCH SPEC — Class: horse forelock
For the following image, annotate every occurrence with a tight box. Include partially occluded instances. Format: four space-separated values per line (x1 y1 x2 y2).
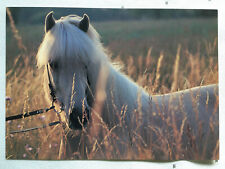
36 15 106 68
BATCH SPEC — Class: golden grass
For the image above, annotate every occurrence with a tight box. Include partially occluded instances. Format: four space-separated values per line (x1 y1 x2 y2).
6 8 27 53
5 9 218 160
6 43 218 160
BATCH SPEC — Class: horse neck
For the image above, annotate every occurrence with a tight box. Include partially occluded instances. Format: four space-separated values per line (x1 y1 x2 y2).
85 52 152 116
106 64 152 114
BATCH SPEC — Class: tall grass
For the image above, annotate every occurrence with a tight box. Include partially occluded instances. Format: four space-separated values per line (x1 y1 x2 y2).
6 11 218 160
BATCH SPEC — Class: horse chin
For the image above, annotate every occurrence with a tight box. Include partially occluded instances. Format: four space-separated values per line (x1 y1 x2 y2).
68 108 90 130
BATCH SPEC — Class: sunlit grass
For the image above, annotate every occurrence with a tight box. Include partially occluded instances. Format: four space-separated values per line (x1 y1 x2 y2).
6 15 218 160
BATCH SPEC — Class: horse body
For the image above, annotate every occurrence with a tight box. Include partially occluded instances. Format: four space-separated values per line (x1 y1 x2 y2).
99 62 218 159
36 12 219 160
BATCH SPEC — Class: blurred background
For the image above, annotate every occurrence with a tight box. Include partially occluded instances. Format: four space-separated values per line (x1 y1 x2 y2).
7 8 217 24
6 8 218 160
7 8 217 72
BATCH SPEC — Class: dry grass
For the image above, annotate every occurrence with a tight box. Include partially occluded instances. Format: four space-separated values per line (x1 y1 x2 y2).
5 10 218 160
5 44 218 160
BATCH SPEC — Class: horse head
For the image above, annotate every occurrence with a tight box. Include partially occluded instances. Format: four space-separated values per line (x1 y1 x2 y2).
37 12 102 130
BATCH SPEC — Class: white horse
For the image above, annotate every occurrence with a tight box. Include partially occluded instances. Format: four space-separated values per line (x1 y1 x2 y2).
36 12 219 160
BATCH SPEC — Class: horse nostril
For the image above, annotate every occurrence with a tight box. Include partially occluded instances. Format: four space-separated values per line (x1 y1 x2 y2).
69 107 90 130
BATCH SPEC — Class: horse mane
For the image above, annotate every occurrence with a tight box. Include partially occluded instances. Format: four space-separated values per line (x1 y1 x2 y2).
36 15 108 68
36 14 146 108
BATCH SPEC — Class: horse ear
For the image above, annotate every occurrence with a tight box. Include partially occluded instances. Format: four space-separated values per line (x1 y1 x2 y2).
45 11 55 33
79 14 89 32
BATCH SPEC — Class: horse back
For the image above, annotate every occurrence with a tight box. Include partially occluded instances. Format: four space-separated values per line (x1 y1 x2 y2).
148 84 219 160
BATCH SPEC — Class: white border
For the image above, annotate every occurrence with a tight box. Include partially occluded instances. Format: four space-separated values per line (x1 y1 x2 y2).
0 0 225 168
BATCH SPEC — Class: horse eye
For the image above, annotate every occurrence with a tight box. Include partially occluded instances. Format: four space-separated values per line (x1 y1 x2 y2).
49 61 59 70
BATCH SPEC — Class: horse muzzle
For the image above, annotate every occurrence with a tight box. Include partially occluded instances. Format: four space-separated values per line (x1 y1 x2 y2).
69 106 90 130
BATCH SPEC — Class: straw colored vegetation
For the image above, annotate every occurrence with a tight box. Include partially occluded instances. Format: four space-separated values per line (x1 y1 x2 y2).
6 12 218 160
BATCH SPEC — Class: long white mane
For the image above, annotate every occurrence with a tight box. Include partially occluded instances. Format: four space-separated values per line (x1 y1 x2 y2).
36 14 146 116
37 15 108 68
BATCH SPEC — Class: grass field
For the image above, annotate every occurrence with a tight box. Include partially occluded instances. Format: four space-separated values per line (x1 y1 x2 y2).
6 16 218 160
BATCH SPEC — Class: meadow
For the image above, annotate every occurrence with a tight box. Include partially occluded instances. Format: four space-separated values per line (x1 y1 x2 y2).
6 15 218 160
